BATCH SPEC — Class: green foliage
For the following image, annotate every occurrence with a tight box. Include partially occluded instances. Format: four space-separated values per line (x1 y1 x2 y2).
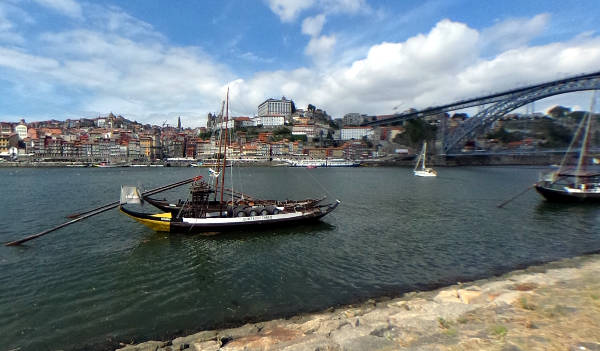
568 111 587 123
290 134 307 142
244 127 259 137
273 127 291 136
490 324 507 338
533 119 572 148
438 317 451 329
547 105 571 118
197 131 212 139
402 119 437 147
518 296 536 310
270 127 292 142
485 127 522 143
443 328 458 337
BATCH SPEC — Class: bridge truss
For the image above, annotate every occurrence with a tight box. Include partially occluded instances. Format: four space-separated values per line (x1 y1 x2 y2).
364 71 600 154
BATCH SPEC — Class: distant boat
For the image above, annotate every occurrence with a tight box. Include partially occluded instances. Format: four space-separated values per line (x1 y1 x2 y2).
413 141 437 177
287 159 360 168
94 162 118 168
535 92 600 202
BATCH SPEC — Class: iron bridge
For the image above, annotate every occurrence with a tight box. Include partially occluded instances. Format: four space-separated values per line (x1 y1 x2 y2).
364 71 600 154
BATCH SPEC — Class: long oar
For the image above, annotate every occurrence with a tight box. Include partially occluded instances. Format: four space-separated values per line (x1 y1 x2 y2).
497 184 535 208
5 177 198 246
66 177 196 219
5 205 117 246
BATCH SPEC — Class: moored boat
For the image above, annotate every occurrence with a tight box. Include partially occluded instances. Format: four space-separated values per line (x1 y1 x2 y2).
120 194 339 233
94 161 118 168
535 170 600 202
413 141 437 177
120 90 341 233
286 158 360 168
535 92 600 203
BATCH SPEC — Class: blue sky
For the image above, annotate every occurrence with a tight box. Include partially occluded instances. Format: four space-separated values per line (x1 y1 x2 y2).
1 0 599 127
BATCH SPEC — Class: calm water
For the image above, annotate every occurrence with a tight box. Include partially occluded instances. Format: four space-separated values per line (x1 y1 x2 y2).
1 166 599 350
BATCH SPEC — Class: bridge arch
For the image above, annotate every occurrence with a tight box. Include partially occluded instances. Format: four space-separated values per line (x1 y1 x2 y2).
442 76 600 153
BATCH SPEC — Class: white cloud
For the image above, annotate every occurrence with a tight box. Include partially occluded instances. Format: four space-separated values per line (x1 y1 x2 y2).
320 0 369 15
33 0 82 19
242 18 600 119
482 13 550 53
305 34 337 66
302 14 327 37
266 0 315 22
267 0 369 22
0 47 59 71
1 7 600 127
0 5 231 126
0 2 33 44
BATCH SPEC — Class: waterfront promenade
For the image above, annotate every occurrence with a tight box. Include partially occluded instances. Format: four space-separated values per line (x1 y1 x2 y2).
117 254 600 351
0 151 571 168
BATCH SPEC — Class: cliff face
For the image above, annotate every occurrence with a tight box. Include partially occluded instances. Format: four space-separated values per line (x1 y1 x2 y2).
118 254 600 351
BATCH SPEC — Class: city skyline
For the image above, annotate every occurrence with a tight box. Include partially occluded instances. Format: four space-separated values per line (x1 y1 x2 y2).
1 0 599 127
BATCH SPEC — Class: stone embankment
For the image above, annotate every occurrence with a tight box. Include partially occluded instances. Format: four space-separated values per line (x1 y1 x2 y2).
118 254 600 351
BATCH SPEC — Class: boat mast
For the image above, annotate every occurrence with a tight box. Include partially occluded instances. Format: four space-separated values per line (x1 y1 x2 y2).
575 90 597 185
220 88 230 204
422 142 427 170
414 143 422 172
214 101 225 201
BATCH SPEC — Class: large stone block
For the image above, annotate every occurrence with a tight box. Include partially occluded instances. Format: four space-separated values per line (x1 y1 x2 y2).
458 289 483 304
434 289 459 303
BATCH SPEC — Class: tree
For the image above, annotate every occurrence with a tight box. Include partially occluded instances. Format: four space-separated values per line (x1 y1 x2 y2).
403 119 437 146
532 119 572 147
198 130 212 140
485 127 522 143
547 105 571 118
290 135 307 142
272 127 292 141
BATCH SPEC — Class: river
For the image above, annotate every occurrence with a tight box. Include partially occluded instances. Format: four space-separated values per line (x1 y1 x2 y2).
1 166 599 350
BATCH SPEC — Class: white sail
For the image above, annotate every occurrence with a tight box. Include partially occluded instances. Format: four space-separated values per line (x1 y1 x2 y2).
414 141 437 177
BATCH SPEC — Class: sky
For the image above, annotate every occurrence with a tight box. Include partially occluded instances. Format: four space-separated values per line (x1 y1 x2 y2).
0 0 599 128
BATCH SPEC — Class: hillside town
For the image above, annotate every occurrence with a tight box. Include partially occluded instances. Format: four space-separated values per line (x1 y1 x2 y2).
0 96 593 165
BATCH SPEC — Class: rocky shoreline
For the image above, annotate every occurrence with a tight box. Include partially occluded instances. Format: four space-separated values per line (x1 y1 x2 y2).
117 253 600 351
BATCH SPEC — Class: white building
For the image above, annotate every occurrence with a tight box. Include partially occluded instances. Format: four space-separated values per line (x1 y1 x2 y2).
233 116 256 128
259 115 285 127
257 97 293 126
292 124 317 138
343 113 365 126
15 120 27 140
340 126 374 140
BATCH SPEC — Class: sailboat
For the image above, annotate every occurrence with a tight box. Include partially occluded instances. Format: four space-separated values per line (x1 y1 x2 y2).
413 141 437 177
119 91 340 233
535 91 600 202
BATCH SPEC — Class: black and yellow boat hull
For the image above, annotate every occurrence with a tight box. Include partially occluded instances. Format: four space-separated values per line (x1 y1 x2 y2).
120 201 340 233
